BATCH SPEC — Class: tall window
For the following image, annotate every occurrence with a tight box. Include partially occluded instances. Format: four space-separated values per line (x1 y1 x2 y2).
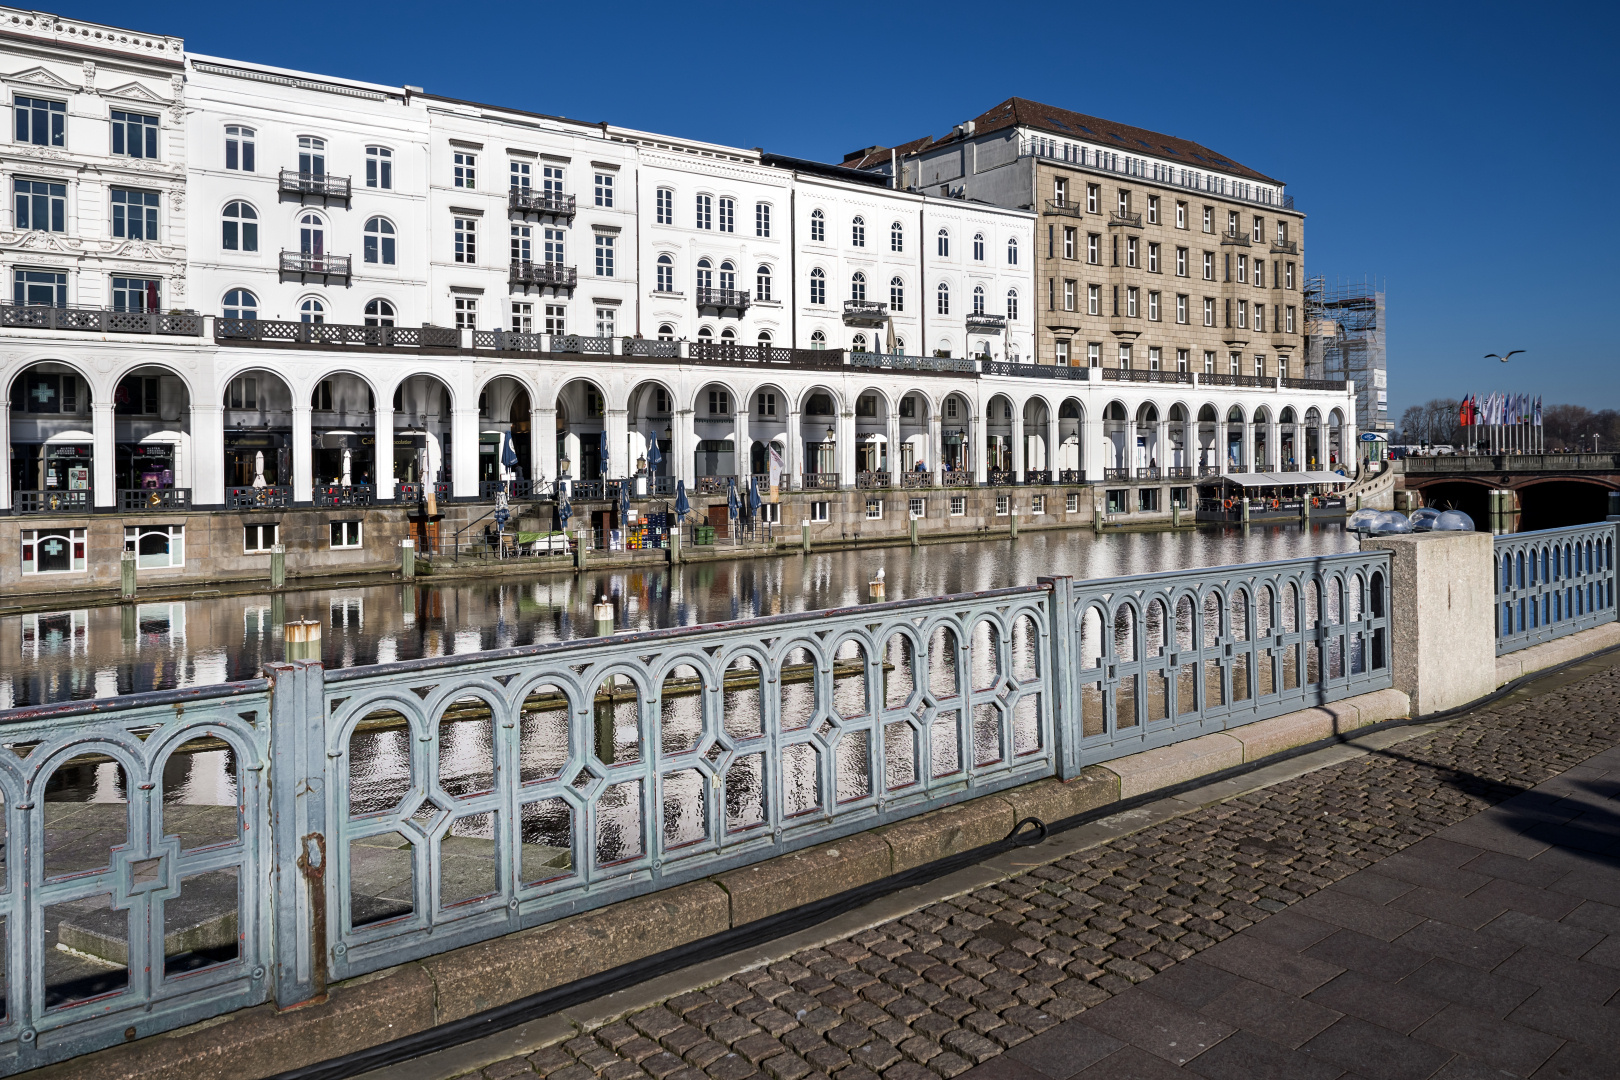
656 253 674 292
542 165 564 194
695 194 712 229
1204 298 1215 326
890 276 904 312
544 227 564 264
15 268 65 306
972 284 985 315
1007 237 1018 264
455 297 477 329
1176 247 1187 276
1006 289 1018 321
300 297 324 324
851 271 866 302
510 160 531 191
364 298 395 326
366 146 392 189
810 330 826 350
112 277 161 312
298 136 325 176
937 228 949 257
1176 294 1187 324
454 152 476 188
594 172 614 207
225 124 254 170
1087 234 1099 263
111 110 159 158
544 304 565 333
511 223 532 262
14 179 65 232
454 217 476 263
1202 252 1214 280
15 96 65 146
851 216 865 247
696 258 713 291
222 201 258 251
656 187 673 224
222 288 257 320
755 201 771 237
594 234 614 277
809 208 825 242
1087 284 1099 315
972 233 985 261
756 265 772 301
890 221 903 252
718 197 734 232
809 267 825 305
364 217 396 264
936 282 949 314
1147 242 1159 273
718 261 736 290
596 307 616 337
1148 291 1159 321
299 213 325 261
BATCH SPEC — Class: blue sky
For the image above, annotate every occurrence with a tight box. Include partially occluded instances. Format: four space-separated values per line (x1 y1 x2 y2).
73 0 1619 414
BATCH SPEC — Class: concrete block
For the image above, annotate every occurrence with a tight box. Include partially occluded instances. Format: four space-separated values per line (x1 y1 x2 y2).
714 833 892 927
1095 732 1245 799
1228 709 1336 762
1496 621 1620 686
423 881 731 1024
996 769 1119 825
1362 532 1496 715
1351 688 1411 726
878 796 1016 873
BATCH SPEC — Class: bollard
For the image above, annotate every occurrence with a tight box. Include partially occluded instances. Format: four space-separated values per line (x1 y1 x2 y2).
284 619 322 663
400 538 415 579
869 577 885 601
1301 498 1311 525
1009 507 1018 539
1093 508 1103 531
801 520 811 554
1172 502 1181 528
270 542 286 590
1241 497 1251 524
909 517 918 547
669 524 682 565
120 549 137 601
594 595 614 635
574 527 588 571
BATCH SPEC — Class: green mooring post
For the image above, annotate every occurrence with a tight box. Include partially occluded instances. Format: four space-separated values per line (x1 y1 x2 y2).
284 619 322 663
574 527 587 571
669 525 682 565
119 550 136 601
1093 507 1103 531
1173 502 1181 528
1302 498 1311 525
400 538 415 579
909 517 919 547
802 521 811 553
270 543 286 589
1241 497 1251 525
1009 508 1019 539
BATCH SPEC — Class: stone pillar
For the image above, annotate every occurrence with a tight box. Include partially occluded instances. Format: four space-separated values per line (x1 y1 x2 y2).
837 409 855 489
930 412 943 486
604 407 629 479
784 408 801 488
372 398 395 500
734 404 751 481
972 413 988 486
191 403 225 508
535 404 556 488
1268 420 1281 471
675 408 696 486
452 406 479 498
291 403 313 504
1047 413 1059 480
885 411 900 479
1360 531 1495 716
1010 412 1025 481
1216 419 1229 474
92 400 115 508
1155 418 1169 474
0 402 9 510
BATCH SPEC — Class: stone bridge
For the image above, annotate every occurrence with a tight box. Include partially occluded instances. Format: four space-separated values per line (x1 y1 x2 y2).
1399 453 1620 530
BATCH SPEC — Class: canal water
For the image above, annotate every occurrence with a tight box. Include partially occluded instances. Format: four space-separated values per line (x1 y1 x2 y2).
3 522 1358 709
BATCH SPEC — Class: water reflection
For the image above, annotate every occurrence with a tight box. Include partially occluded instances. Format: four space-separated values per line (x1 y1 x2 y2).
2 524 1357 707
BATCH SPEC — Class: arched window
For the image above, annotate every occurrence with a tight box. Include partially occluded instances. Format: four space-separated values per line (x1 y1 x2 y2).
852 333 868 352
297 135 325 177
1007 237 1019 265
696 258 713 291
890 276 905 312
719 260 736 291
300 297 325 324
756 264 772 302
299 212 325 261
657 323 675 341
937 282 950 315
973 285 986 315
720 327 737 343
656 253 674 292
937 228 949 257
222 288 257 320
809 267 826 305
222 201 257 252
890 222 903 252
851 271 866 303
364 298 396 327
810 208 825 242
851 215 865 247
973 233 985 261
757 329 773 350
697 326 714 341
363 216 396 265
1006 289 1019 321
365 146 392 189
810 329 826 350
894 337 906 353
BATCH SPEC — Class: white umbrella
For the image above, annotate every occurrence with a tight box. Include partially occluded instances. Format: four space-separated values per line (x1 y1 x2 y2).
341 447 352 487
251 450 266 488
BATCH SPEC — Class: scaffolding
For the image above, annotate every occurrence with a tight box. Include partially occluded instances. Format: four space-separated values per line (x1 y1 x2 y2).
1305 276 1387 436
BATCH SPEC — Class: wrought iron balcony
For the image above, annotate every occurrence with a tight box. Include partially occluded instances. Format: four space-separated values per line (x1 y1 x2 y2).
942 469 974 487
1271 239 1299 255
278 169 351 204
1220 232 1252 247
280 250 351 284
13 489 91 514
856 471 891 490
227 486 292 509
1282 377 1348 392
1102 368 1193 384
509 260 578 291
842 299 888 326
981 360 1090 381
120 488 191 512
509 188 576 219
1043 199 1083 217
1108 210 1143 228
0 302 202 336
217 318 459 349
965 313 1006 334
696 287 751 314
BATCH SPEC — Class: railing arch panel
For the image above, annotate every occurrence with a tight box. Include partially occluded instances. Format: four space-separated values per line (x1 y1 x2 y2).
1494 523 1618 655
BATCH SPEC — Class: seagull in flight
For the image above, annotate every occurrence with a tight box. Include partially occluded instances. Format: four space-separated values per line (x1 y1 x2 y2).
1485 351 1525 363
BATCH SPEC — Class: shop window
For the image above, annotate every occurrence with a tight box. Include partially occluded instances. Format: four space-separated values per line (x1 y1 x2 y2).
124 524 184 569
21 527 85 573
1138 488 1159 512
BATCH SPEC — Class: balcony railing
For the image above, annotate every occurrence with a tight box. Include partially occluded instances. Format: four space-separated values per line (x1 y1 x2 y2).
552 334 614 355
1058 469 1085 484
1043 199 1083 217
987 470 1013 486
1271 239 1299 255
315 485 374 508
217 319 459 349
849 351 977 375
900 471 931 488
1198 465 1221 477
479 479 538 500
800 472 840 490
689 341 796 365
397 482 451 503
856 471 891 490
1108 210 1143 228
965 313 1006 333
1200 372 1275 389
227 486 291 510
1282 377 1348 392
120 488 191 512
696 287 751 313
1020 140 1297 212
1136 467 1161 480
278 169 351 203
13 489 91 514
842 299 888 325
1103 468 1131 481
1220 233 1252 247
280 250 352 284
1165 466 1193 479
981 360 1090 381
624 337 681 358
1101 368 1192 384
509 188 576 219
509 260 577 291
0 303 202 336
1022 470 1052 485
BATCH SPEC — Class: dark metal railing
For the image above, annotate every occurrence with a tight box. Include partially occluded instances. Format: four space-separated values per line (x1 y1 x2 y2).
13 489 92 514
1221 232 1252 247
0 303 202 336
119 488 191 512
800 472 840 490
551 335 613 355
696 287 751 312
987 470 1014 486
279 169 351 202
842 300 888 324
965 313 1007 332
981 360 1090 381
1282 377 1347 392
478 479 537 500
1136 467 1161 480
689 341 795 365
315 485 374 508
624 338 681 358
856 471 891 490
1022 470 1052 485
509 260 577 290
1109 210 1143 228
1043 199 1083 217
227 485 291 509
509 188 577 218
1165 466 1193 479
849 352 978 375
1102 368 1192 384
396 482 451 503
1103 468 1131 480
217 319 459 349
942 469 974 487
1201 372 1274 388
1271 239 1299 254
900 471 931 488
1058 469 1085 484
280 250 352 282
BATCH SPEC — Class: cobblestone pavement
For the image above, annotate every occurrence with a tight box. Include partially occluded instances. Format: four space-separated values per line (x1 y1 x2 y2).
474 663 1620 1080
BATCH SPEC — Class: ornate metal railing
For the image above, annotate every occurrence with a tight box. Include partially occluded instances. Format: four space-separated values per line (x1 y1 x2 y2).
1109 210 1143 228
981 361 1089 381
1042 199 1083 217
987 470 1013 486
217 319 459 349
1103 368 1193 384
842 300 888 324
226 485 291 509
942 470 974 488
1136 467 1161 480
800 472 840 490
1281 378 1347 392
119 488 191 512
856 471 891 490
12 489 92 514
624 338 681 358
1165 466 1193 479
0 303 203 336
0 550 1391 1065
901 472 931 489
509 261 577 290
315 484 374 508
1059 470 1085 485
849 352 977 375
473 329 545 352
397 482 451 503
965 313 1007 333
1103 468 1131 481
1271 239 1299 254
279 250 352 283
509 188 577 218
1200 373 1274 389
552 335 614 356
1494 523 1617 656
695 287 751 313
1023 470 1052 485
690 341 793 365
479 479 537 500
279 168 351 202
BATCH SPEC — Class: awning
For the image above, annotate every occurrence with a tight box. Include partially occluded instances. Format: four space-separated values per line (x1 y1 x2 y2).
1301 470 1350 485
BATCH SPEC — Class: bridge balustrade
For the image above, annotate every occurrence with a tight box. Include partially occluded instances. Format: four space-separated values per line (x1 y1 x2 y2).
1494 522 1617 656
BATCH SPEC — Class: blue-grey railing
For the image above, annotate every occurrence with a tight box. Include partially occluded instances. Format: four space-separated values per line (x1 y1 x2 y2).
0 550 1392 1071
1494 522 1617 656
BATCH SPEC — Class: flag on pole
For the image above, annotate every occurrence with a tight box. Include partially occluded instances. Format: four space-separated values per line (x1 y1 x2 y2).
1534 396 1542 426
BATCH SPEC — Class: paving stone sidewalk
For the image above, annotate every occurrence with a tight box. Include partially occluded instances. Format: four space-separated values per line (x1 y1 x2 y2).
476 663 1620 1080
